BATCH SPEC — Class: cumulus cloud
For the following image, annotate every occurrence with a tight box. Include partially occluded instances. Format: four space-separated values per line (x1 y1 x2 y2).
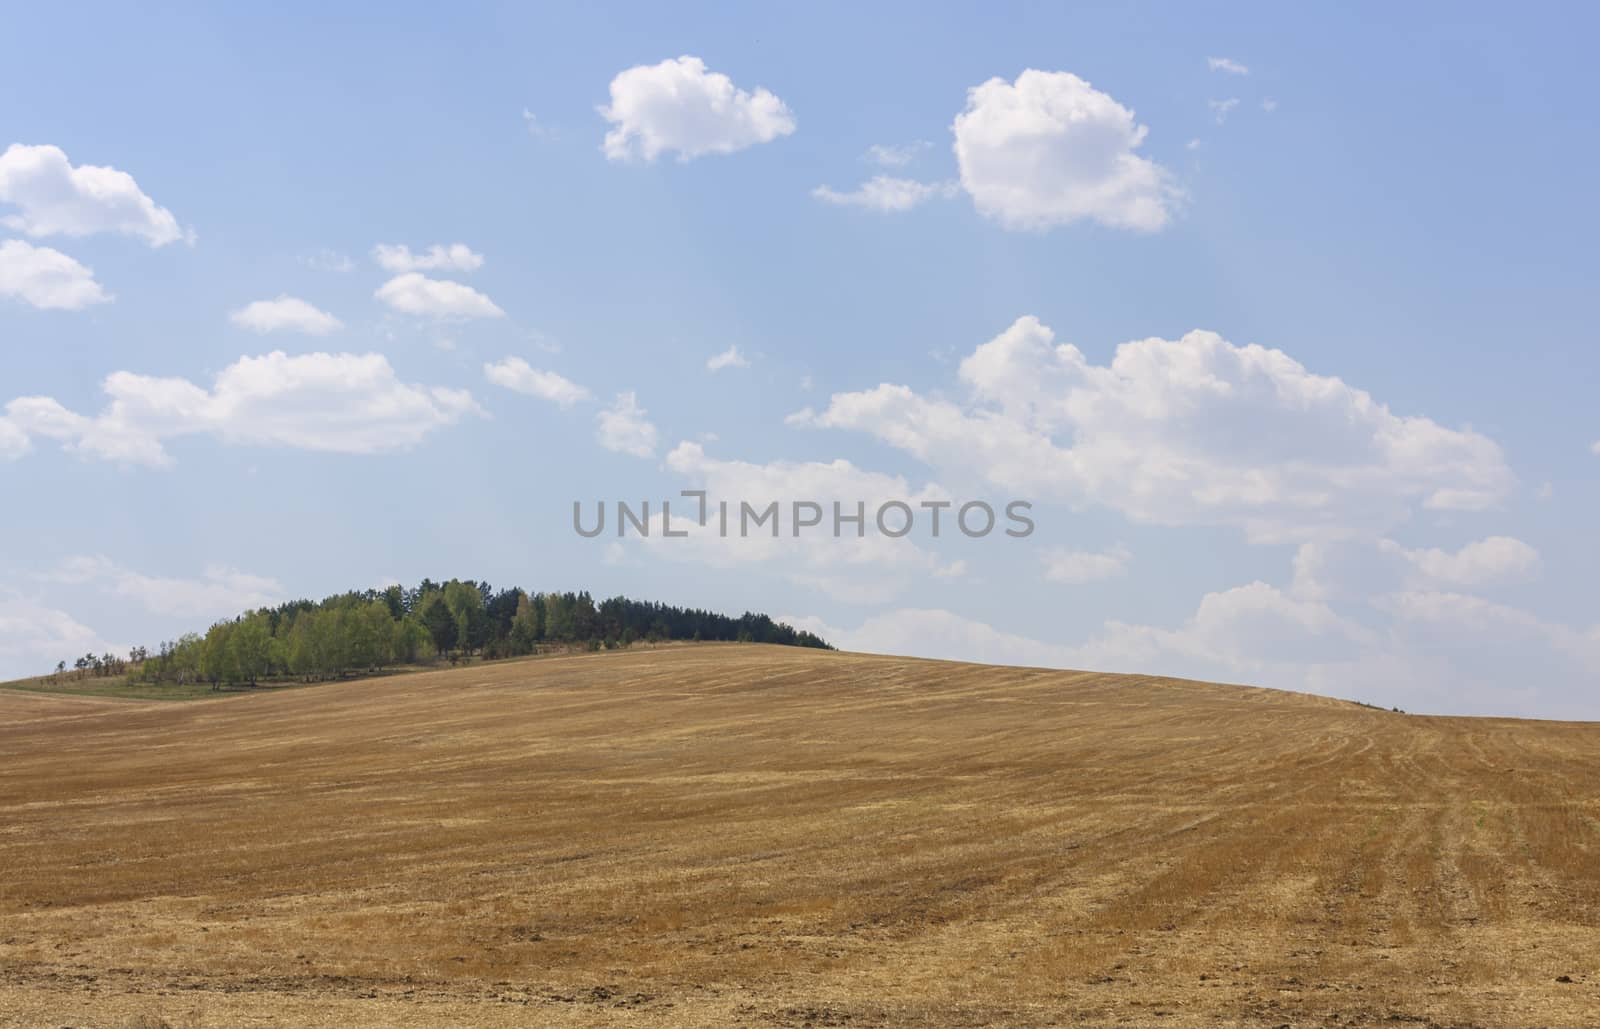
794 316 1514 543
791 562 1600 718
484 356 591 408
781 608 1083 669
596 391 659 457
0 238 110 310
0 593 118 676
1207 57 1250 75
46 556 284 619
1 351 482 467
706 345 750 371
635 442 962 602
0 143 186 246
1077 580 1377 670
951 70 1178 232
0 416 29 459
1378 536 1540 589
375 272 503 319
1292 537 1542 609
600 55 796 162
371 243 484 273
812 176 957 212
1042 543 1131 584
794 577 1370 675
229 295 342 335
1362 592 1600 717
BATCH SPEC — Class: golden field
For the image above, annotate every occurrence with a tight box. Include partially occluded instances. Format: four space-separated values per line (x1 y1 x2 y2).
1 644 1596 1026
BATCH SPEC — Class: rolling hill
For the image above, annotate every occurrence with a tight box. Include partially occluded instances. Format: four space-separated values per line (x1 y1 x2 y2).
1 644 1595 1026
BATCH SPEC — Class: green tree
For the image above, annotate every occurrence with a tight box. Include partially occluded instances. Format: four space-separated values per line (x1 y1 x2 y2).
442 580 487 655
542 592 573 641
391 616 430 664
508 591 541 654
418 593 457 656
201 622 235 687
231 613 274 685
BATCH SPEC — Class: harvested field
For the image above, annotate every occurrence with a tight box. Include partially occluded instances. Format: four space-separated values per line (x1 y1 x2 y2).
1 644 1596 1026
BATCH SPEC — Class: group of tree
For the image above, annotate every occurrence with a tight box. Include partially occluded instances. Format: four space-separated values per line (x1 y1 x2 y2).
52 648 148 681
114 579 830 689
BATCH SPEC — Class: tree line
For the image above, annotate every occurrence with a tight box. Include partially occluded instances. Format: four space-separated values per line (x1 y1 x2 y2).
117 579 831 688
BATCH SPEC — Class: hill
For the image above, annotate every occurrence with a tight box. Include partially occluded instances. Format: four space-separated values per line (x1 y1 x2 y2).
1 645 1596 1026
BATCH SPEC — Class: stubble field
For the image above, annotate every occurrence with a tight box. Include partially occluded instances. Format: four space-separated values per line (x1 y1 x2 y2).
1 644 1596 1026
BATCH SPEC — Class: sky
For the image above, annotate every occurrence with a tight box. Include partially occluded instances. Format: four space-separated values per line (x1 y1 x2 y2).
2 2 1597 718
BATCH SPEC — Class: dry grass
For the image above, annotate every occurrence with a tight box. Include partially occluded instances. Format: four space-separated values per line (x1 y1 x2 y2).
0 644 1596 1026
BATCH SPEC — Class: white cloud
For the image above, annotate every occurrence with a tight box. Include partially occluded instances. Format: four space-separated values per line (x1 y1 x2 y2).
797 583 1600 720
866 142 931 168
1078 580 1377 670
371 243 485 273
706 345 750 371
1364 591 1600 717
484 356 591 408
0 143 186 246
1186 139 1203 151
1042 543 1131 584
795 577 1370 675
1261 98 1278 113
1378 536 1540 588
596 391 659 457
300 249 354 273
792 531 1596 719
229 295 342 335
1591 439 1600 456
1209 98 1240 124
3 350 482 467
46 555 284 619
640 442 961 602
0 593 119 674
375 272 503 319
0 417 29 459
1207 57 1250 75
1292 536 1541 604
0 238 110 310
794 316 1514 543
951 70 1178 232
812 176 957 213
783 608 1083 669
600 55 796 162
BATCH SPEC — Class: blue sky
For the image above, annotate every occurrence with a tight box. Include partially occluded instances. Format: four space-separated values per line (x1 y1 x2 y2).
3 2 1597 717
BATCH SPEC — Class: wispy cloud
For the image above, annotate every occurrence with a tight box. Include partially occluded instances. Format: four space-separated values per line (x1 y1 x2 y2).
1209 98 1241 124
813 176 957 213
706 345 750 372
865 141 931 168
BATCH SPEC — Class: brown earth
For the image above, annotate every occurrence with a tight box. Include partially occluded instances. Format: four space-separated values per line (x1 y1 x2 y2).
1 644 1596 1026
